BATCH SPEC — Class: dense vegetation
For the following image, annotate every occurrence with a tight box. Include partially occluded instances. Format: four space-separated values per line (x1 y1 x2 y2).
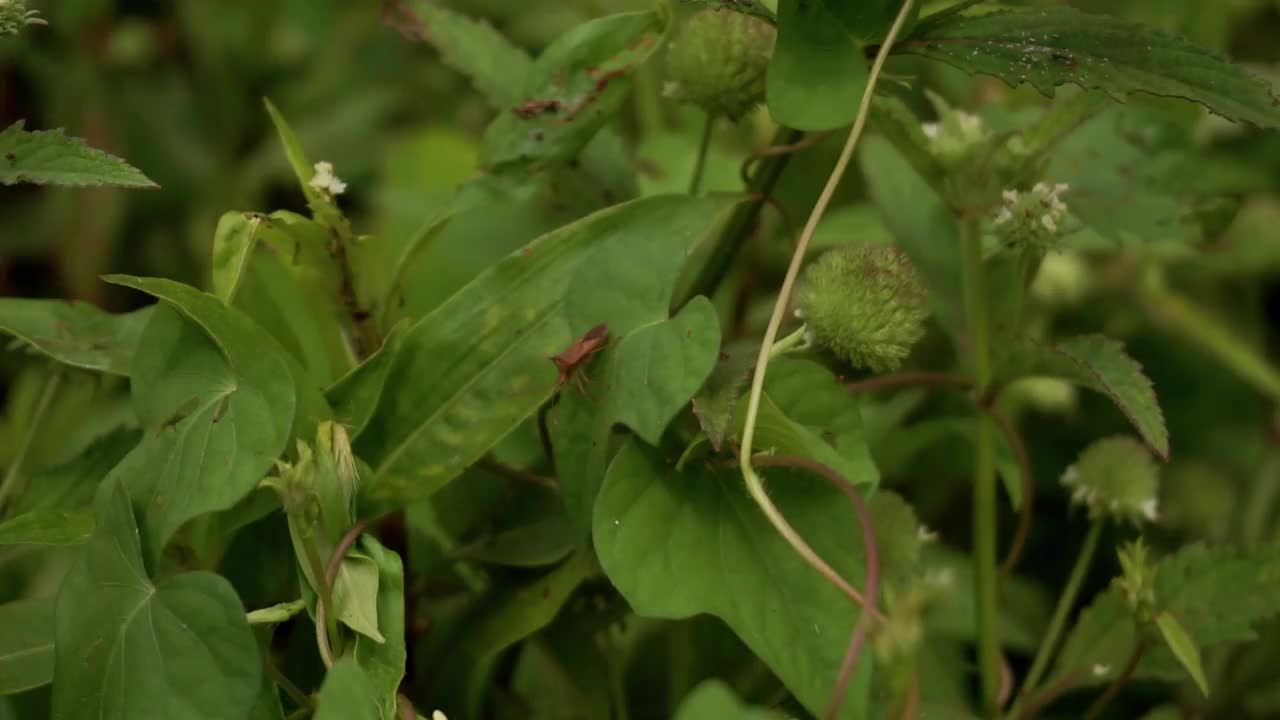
4 1 1280 718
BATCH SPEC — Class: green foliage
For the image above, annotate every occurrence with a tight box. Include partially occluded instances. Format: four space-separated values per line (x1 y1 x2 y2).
4 2 1280 719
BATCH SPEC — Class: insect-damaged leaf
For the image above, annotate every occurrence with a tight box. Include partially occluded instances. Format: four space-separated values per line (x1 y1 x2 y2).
52 480 260 720
355 195 739 511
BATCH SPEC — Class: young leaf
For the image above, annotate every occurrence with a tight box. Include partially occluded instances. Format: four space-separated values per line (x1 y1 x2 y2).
0 120 156 188
0 599 54 695
263 98 327 210
210 211 270 304
52 480 261 720
1000 335 1168 459
674 679 784 719
480 10 665 169
331 552 385 643
0 509 93 546
898 7 1280 129
349 535 407 719
354 194 739 511
1155 611 1210 697
398 0 533 106
0 300 152 376
245 599 306 626
767 0 869 131
97 290 296 556
594 441 878 719
313 659 379 720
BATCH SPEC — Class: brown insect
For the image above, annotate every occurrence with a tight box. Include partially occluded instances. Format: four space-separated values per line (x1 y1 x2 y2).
551 323 609 394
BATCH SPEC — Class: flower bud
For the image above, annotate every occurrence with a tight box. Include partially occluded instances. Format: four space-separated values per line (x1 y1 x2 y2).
795 244 929 373
1061 436 1160 525
664 9 775 120
995 182 1071 251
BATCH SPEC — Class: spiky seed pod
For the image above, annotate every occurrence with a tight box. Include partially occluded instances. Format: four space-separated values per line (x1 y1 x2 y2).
1061 436 1160 525
795 244 929 373
664 8 775 120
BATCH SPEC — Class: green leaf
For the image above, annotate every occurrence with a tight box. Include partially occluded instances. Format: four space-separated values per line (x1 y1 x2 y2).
428 549 594 717
674 679 784 719
898 7 1280 129
0 509 92 546
8 429 138 517
399 0 533 107
327 323 407 440
263 98 326 209
52 480 261 720
860 135 964 333
0 300 152 376
1156 611 1210 697
245 599 306 626
480 10 665 169
211 212 269 304
691 344 755 451
351 535 407 719
767 0 869 131
1051 544 1280 688
0 120 156 188
356 194 739 510
0 599 54 695
594 441 876 720
313 659 379 720
332 552 386 643
451 514 574 568
999 335 1168 459
98 283 297 555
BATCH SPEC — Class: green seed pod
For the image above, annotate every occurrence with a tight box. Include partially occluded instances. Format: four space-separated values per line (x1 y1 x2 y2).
795 244 929 373
1062 436 1160 525
664 8 775 120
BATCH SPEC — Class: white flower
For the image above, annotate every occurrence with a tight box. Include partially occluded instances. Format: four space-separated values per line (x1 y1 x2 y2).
433 711 449 720
1041 214 1058 233
309 161 347 196
921 122 942 140
917 525 938 543
1092 663 1111 677
1002 189 1019 204
995 207 1013 225
1141 498 1159 522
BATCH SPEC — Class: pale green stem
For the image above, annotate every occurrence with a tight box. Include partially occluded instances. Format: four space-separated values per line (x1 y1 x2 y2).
0 370 62 513
301 535 339 668
689 112 715 196
961 218 1000 716
1010 519 1103 716
769 325 808 359
737 0 916 622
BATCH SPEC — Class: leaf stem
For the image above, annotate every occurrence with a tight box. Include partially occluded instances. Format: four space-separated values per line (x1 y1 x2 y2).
314 517 374 668
0 369 61 514
303 535 340 669
689 112 715 196
961 216 1000 716
1010 519 1103 715
737 0 915 624
263 653 313 711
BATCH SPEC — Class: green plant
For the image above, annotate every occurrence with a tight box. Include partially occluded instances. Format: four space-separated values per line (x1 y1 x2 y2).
4 1 1280 719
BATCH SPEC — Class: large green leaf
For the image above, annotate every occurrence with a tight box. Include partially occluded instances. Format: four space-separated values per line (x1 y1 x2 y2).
0 300 151 376
860 136 964 333
898 7 1280 129
595 441 881 720
0 509 92 546
52 481 261 720
313 659 379 720
0 599 54 695
399 0 532 106
1050 544 1280 689
355 195 739 510
326 323 407 440
480 10 665 169
97 281 297 555
0 120 156 188
673 680 784 720
767 0 869 131
999 335 1168 459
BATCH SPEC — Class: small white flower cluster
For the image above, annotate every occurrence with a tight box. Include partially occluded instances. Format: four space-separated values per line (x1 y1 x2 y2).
309 161 347 196
994 182 1070 250
920 110 989 168
1062 462 1160 524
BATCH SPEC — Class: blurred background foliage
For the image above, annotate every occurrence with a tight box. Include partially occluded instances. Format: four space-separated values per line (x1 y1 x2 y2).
5 0 1280 717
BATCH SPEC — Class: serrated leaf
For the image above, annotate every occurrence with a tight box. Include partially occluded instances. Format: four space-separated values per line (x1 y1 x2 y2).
97 283 296 556
52 480 261 720
1156 611 1209 697
898 7 1280 129
480 10 665 169
674 680 784 719
1000 335 1168 458
355 195 739 511
0 599 54 695
0 120 156 188
0 509 92 546
399 0 532 106
768 0 869 131
313 659 379 720
0 300 152 376
594 441 876 719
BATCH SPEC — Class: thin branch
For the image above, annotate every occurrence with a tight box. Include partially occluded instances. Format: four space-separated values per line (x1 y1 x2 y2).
1084 638 1148 720
749 454 881 720
989 404 1034 582
263 654 313 711
478 458 558 490
739 130 836 185
314 517 375 667
690 112 715 195
1016 671 1083 720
